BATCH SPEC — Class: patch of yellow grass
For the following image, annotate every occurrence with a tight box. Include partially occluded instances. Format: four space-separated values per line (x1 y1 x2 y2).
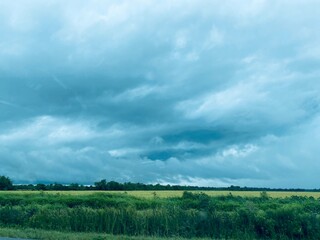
124 190 320 199
1 190 320 199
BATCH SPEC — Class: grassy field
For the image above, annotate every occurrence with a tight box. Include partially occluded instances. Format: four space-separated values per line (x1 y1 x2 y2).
1 191 320 239
1 190 320 198
0 227 204 240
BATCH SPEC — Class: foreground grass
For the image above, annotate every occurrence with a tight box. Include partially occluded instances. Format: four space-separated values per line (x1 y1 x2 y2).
1 192 320 239
0 227 208 240
2 190 320 198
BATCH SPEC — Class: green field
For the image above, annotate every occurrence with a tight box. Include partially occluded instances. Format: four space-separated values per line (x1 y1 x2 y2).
1 190 320 239
0 227 203 240
2 190 320 198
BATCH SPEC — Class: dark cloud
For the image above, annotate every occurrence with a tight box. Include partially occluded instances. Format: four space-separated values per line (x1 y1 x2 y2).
0 0 320 188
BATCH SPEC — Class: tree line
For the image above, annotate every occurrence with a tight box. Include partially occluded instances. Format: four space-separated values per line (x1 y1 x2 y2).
1 175 320 191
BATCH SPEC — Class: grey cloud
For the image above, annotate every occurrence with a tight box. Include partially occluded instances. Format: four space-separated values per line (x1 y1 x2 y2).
0 0 320 188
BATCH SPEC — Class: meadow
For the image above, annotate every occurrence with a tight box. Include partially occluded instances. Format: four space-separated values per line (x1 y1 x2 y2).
2 190 320 198
0 190 320 239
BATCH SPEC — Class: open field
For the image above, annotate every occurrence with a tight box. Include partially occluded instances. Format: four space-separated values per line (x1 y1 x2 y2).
1 191 320 239
1 190 320 198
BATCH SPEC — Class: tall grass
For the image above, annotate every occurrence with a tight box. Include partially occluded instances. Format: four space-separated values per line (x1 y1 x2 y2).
0 192 320 239
0 227 201 240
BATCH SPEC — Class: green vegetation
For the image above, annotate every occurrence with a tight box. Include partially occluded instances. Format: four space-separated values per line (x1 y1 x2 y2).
0 176 13 190
1 175 320 239
3 190 320 199
0 191 320 239
0 227 198 240
1 175 319 192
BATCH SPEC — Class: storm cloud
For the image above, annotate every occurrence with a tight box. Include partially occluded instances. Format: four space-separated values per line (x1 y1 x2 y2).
1 0 320 188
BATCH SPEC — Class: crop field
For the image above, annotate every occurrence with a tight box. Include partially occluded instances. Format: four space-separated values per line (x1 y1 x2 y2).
1 190 320 198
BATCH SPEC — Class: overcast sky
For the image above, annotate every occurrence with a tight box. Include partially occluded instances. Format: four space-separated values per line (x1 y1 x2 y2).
1 0 320 188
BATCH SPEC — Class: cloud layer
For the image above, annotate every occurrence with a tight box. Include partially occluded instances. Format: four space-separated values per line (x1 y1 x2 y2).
1 0 320 188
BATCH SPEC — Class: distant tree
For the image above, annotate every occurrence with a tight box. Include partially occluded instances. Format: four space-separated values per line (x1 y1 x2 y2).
94 179 107 190
35 183 47 190
0 176 13 190
107 181 123 190
69 183 81 190
52 183 65 190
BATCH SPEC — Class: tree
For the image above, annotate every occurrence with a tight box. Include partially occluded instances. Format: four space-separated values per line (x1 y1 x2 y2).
0 176 13 190
35 183 47 190
94 179 107 190
107 181 123 190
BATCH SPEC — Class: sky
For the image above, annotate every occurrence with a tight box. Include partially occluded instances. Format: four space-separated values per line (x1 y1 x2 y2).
1 0 320 188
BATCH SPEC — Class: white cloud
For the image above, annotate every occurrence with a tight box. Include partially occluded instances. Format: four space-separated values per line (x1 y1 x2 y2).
203 26 224 50
177 82 266 122
220 144 258 159
113 85 163 102
0 116 99 145
108 148 140 158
